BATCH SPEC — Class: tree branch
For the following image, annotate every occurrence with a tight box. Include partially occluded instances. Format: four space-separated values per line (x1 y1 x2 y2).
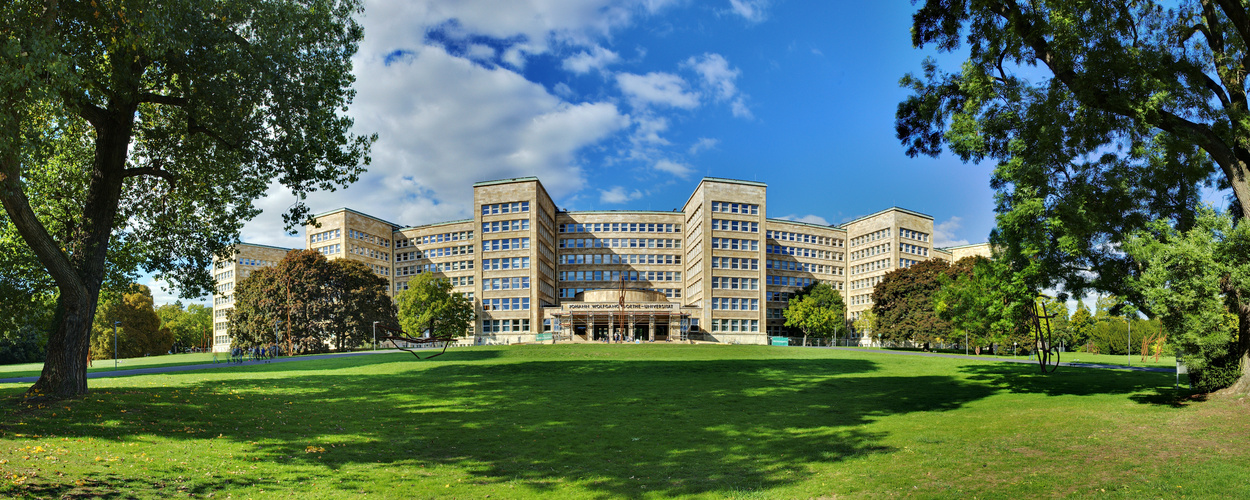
138 92 187 106
123 166 178 186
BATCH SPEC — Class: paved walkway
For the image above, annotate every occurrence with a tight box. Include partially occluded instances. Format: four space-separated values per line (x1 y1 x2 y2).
0 349 404 384
0 345 1174 385
812 346 1175 373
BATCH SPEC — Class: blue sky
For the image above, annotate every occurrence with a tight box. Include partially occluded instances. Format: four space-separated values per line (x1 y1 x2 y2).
151 0 1000 304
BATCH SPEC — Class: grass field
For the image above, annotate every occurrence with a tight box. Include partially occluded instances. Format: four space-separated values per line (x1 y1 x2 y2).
0 344 1244 499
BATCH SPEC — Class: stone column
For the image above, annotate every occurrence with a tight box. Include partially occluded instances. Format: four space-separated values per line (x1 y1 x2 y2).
648 315 655 342
628 314 635 343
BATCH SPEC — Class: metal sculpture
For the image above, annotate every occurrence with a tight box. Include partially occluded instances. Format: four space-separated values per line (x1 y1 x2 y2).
375 324 455 359
1031 297 1061 373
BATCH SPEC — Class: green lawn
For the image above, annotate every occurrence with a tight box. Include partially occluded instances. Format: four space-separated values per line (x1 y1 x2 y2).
0 344 1243 499
0 352 223 378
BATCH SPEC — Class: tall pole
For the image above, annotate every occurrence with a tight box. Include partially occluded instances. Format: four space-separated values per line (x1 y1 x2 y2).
1127 317 1131 367
113 321 120 368
286 272 293 357
373 321 379 350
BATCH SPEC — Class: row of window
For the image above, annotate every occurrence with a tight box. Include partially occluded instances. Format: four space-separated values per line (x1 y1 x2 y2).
351 244 389 261
851 276 884 290
711 219 759 233
558 288 682 298
311 228 341 243
483 297 530 311
481 201 530 215
901 258 922 268
767 230 842 247
850 294 873 306
711 238 759 251
711 257 758 270
559 238 682 249
559 222 681 233
482 257 530 270
900 228 929 242
558 270 682 282
850 243 889 261
396 260 474 276
710 201 759 215
215 282 234 293
710 298 760 311
368 263 390 276
767 291 798 302
767 244 837 260
483 238 531 252
481 318 531 333
850 229 890 248
482 219 529 233
901 243 929 256
558 253 682 265
350 229 390 248
238 258 275 267
767 275 814 288
710 319 760 332
767 259 832 274
315 244 342 256
851 259 891 275
482 277 531 290
396 245 475 261
214 270 234 281
710 276 761 290
449 276 474 287
397 230 474 248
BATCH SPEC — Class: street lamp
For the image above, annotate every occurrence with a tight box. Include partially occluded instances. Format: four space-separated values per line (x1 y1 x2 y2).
112 321 121 368
373 321 379 351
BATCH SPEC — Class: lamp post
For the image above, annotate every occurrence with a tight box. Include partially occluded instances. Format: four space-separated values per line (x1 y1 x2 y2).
112 321 121 368
373 321 379 351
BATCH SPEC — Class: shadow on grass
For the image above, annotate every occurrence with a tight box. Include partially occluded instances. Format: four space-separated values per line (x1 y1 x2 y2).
958 362 1176 400
2 356 996 498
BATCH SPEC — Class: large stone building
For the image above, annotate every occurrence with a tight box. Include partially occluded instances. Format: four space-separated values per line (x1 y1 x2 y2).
211 176 989 351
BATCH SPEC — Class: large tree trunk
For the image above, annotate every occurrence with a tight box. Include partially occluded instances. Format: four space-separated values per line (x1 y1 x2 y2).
22 103 135 400
1220 305 1250 395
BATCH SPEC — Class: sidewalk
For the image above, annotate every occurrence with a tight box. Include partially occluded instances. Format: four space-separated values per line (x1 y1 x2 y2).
812 346 1175 373
0 349 402 385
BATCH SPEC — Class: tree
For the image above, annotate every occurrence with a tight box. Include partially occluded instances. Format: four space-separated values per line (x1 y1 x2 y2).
872 259 959 349
897 1 1250 391
229 250 394 353
783 282 846 346
89 285 174 360
395 273 474 342
2 0 374 398
323 260 395 351
156 302 213 353
852 310 877 339
933 256 1031 352
1126 207 1249 391
1070 303 1094 351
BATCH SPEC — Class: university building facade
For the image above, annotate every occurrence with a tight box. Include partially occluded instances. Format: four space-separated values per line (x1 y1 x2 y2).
211 177 989 352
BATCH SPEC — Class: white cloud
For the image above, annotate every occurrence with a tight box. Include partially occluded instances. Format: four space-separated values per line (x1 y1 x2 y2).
727 0 769 23
933 216 970 248
144 274 209 307
465 43 496 61
684 53 739 101
563 45 621 74
683 53 751 118
689 137 719 154
779 214 830 226
653 158 694 178
616 72 701 110
599 186 644 204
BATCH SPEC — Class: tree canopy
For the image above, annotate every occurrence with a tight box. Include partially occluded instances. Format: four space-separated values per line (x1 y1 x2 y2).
156 301 212 352
395 273 475 342
932 256 1031 350
872 258 969 347
898 0 1250 390
783 282 846 346
229 250 394 353
89 284 173 360
1 0 374 397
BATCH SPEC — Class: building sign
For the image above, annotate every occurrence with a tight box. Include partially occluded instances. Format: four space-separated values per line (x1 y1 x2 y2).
564 302 679 311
